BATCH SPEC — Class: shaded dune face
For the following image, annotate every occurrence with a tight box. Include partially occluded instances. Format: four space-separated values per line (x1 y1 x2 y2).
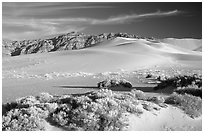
160 38 202 52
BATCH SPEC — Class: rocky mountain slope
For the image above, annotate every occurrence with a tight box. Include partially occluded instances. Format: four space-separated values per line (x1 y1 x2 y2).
3 32 153 56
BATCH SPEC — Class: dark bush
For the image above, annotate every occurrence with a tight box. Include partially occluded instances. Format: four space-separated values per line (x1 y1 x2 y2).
154 74 202 91
146 74 152 78
2 102 18 116
175 88 202 98
97 79 132 89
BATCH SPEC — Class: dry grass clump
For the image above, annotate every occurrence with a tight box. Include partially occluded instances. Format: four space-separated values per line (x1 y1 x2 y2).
165 93 202 118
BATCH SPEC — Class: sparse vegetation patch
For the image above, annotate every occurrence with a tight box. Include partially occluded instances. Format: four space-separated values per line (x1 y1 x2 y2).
154 74 202 90
2 89 148 131
154 74 202 98
165 93 202 118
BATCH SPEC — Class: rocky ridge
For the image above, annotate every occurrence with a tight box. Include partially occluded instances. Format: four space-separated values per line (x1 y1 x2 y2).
2 32 155 56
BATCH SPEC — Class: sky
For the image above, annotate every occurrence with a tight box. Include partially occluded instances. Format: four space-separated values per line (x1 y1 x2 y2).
2 2 202 41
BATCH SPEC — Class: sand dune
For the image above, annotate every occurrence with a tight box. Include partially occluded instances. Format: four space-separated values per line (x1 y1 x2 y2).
3 37 201 76
160 38 202 52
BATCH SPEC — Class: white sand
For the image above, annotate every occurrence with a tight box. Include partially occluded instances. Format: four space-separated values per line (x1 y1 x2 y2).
125 104 202 131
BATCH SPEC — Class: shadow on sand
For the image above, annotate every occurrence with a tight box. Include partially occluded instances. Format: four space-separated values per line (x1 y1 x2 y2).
56 85 98 89
55 85 160 93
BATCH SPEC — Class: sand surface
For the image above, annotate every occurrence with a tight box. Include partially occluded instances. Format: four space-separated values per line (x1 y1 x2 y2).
126 104 202 131
160 38 202 51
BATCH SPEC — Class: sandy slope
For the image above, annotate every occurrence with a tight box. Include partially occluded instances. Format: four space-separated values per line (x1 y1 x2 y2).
126 104 202 131
160 38 202 51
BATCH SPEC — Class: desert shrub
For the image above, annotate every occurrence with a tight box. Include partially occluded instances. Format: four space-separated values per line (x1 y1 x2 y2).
119 100 142 114
154 74 202 99
50 104 72 127
175 88 202 98
120 79 132 88
165 93 202 118
97 79 132 89
130 89 165 106
16 96 40 106
3 90 146 131
2 96 40 116
36 93 54 103
50 89 143 131
146 74 152 78
154 74 202 98
50 96 126 130
130 89 147 100
91 89 114 99
2 102 19 116
154 74 202 92
2 93 53 131
142 103 153 111
35 103 59 113
146 96 165 104
2 107 47 131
